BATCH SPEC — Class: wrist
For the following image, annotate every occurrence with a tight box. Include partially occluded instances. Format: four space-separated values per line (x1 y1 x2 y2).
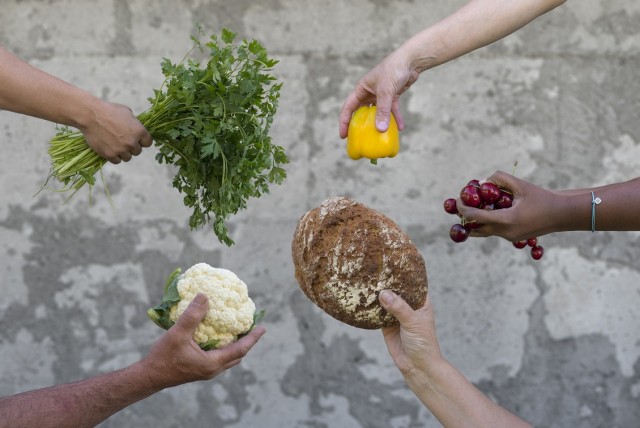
551 192 592 232
401 355 449 393
66 89 103 132
399 36 439 75
133 357 171 393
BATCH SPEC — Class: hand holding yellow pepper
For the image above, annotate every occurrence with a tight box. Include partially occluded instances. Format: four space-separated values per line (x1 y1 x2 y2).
346 105 400 165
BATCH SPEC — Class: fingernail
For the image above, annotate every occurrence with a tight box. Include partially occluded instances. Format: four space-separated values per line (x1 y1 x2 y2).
376 119 388 131
379 290 394 306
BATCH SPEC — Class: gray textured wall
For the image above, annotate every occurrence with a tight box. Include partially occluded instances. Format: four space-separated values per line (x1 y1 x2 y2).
1 1 640 427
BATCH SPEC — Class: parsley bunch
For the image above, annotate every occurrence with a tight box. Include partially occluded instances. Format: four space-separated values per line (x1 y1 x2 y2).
46 29 287 246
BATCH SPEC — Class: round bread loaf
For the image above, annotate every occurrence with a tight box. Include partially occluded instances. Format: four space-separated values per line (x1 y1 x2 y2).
292 196 428 329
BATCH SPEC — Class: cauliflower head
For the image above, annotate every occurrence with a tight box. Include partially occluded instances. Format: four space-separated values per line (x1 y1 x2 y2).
148 263 261 350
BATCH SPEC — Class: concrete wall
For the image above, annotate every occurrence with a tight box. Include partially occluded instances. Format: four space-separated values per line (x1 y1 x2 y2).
1 1 639 427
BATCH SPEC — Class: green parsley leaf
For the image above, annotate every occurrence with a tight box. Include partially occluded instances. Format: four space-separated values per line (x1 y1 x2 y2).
44 28 287 246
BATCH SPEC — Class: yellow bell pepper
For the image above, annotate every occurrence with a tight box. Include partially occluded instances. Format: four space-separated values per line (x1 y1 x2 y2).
346 105 400 165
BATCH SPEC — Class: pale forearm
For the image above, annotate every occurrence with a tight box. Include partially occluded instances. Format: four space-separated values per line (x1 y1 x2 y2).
0 46 101 129
398 0 567 73
0 361 159 428
405 359 531 428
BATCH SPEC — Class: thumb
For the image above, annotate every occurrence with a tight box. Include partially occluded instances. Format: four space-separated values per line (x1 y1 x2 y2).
486 171 519 192
174 293 208 334
379 290 414 325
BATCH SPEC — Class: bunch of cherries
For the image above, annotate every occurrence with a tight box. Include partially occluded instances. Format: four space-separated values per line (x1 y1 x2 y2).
443 179 544 260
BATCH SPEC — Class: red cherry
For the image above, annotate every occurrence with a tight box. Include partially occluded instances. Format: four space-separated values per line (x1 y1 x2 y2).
467 179 480 187
460 185 482 207
449 224 470 243
527 237 538 247
531 245 544 260
480 182 501 204
443 198 459 215
513 240 527 249
495 191 513 209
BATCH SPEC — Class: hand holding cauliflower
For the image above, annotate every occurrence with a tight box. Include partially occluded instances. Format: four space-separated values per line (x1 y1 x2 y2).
148 263 264 350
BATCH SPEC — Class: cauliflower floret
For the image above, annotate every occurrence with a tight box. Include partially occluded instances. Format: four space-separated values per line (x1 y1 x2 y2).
168 263 256 348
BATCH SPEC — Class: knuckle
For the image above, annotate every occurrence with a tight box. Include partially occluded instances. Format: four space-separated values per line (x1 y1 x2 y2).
229 339 253 359
180 312 197 324
236 344 250 358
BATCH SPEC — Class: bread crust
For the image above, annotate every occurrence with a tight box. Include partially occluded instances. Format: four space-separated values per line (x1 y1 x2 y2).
292 197 428 329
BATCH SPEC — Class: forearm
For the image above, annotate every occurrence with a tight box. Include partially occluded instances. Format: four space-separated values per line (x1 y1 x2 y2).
405 358 531 428
554 177 640 232
0 361 160 428
0 46 101 129
399 0 567 73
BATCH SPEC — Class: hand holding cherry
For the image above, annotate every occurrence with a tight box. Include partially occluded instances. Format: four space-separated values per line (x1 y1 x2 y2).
444 179 545 260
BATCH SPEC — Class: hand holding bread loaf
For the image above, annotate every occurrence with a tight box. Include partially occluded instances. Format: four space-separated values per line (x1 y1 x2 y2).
292 197 428 329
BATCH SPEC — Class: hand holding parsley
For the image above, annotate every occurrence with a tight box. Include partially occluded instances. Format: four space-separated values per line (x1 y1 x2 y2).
46 28 287 246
